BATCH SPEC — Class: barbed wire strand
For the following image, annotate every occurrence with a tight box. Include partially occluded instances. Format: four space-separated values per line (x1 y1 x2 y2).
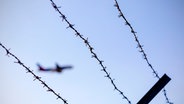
49 0 131 103
113 0 173 104
0 43 68 104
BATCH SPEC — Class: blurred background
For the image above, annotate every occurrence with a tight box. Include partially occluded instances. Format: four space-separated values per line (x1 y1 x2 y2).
0 0 184 104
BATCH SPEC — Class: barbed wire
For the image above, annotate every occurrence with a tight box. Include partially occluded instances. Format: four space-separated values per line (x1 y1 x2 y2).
0 42 68 104
113 0 173 104
49 0 131 103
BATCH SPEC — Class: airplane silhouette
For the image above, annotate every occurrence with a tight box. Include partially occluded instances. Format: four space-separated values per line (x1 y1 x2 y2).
37 63 72 73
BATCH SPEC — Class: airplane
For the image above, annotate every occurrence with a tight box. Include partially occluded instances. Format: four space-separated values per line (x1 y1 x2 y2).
37 63 73 73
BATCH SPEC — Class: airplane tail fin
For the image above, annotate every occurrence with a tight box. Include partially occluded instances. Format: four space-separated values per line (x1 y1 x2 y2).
37 63 44 71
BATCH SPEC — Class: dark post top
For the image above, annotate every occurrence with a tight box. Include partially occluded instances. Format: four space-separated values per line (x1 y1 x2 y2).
137 74 171 104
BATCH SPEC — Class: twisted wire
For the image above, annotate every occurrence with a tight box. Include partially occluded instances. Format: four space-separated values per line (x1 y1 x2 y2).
0 42 68 104
49 0 132 103
113 0 173 103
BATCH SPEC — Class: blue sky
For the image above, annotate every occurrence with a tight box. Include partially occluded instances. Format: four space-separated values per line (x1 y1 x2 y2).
0 0 184 104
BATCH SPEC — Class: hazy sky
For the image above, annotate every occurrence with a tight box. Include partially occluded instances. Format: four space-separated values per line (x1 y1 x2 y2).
1 0 184 104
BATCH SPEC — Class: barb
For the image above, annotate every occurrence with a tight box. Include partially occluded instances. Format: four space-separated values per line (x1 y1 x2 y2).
113 0 173 103
0 43 68 104
49 0 131 103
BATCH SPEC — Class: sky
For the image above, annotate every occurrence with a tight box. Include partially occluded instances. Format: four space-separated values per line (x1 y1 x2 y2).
0 0 184 104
